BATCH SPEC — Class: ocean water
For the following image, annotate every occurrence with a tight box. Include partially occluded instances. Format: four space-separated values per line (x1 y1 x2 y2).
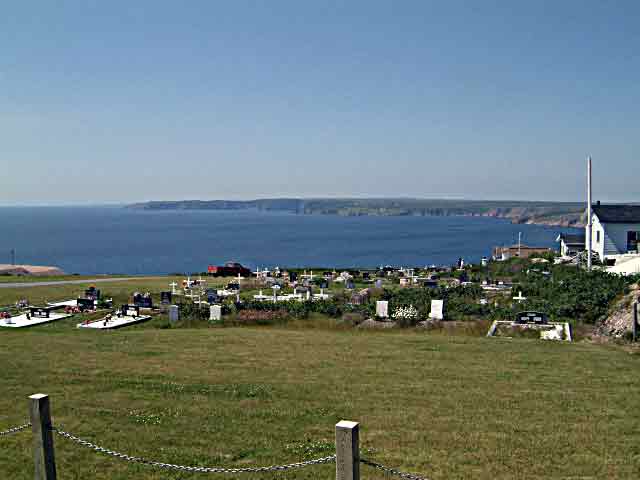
0 207 580 275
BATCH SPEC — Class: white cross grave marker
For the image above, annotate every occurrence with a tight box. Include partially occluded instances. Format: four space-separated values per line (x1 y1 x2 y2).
513 291 527 303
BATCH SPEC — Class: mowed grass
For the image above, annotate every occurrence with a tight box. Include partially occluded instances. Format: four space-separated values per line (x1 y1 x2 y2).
0 274 134 284
0 277 190 308
2 323 640 480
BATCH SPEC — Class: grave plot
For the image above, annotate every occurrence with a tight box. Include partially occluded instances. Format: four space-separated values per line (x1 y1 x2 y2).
0 306 72 328
77 305 151 330
486 311 572 341
47 299 78 308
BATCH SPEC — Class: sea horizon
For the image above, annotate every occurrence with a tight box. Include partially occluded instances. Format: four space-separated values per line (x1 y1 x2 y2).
0 206 580 275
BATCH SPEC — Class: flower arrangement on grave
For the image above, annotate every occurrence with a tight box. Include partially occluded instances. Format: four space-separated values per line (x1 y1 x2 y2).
391 305 418 321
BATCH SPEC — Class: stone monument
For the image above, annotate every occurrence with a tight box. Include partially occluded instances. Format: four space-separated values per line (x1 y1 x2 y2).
210 304 222 322
429 299 444 320
376 300 389 319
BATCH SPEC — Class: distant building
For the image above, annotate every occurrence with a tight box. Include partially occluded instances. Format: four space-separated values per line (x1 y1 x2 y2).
207 261 251 277
492 245 552 261
588 204 640 260
556 233 585 257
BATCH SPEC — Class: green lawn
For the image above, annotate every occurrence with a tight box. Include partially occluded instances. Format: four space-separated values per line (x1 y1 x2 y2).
0 277 207 309
0 274 133 284
2 321 640 479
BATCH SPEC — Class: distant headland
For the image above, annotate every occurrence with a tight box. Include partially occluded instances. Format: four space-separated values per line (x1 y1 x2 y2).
127 199 586 227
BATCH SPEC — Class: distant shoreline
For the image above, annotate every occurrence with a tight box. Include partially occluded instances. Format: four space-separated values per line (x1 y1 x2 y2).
127 198 586 228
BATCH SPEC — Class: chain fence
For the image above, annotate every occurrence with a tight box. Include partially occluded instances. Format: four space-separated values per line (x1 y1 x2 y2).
53 427 336 474
2 417 430 480
360 458 430 480
0 422 31 436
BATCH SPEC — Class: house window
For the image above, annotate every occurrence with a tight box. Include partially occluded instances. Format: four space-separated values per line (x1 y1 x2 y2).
596 231 600 243
628 231 639 252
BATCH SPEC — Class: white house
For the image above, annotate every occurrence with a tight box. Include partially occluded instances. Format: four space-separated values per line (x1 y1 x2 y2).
587 204 640 260
556 233 585 257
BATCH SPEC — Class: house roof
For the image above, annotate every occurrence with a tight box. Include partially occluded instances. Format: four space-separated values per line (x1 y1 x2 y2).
557 233 585 245
593 205 640 223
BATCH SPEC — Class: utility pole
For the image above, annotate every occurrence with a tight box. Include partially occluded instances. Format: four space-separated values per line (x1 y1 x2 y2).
518 232 522 258
586 156 593 271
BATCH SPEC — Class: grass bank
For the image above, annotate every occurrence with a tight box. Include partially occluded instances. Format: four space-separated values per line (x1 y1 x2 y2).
1 326 640 479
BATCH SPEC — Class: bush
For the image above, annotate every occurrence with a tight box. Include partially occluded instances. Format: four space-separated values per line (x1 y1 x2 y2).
518 267 632 324
234 309 288 325
341 312 365 327
236 298 351 319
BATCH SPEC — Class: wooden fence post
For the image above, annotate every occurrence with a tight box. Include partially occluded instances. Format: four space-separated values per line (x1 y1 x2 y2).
29 394 57 480
633 302 638 342
335 420 359 480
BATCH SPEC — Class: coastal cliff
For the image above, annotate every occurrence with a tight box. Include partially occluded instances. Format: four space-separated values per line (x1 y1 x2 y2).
128 199 585 227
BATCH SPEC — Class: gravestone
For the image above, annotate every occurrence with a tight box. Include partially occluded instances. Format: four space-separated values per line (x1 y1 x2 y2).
84 287 100 300
375 279 383 289
210 304 222 322
124 305 140 317
30 307 50 318
376 300 389 319
77 297 96 311
429 300 444 320
169 305 179 323
160 291 172 305
206 288 218 304
133 292 153 308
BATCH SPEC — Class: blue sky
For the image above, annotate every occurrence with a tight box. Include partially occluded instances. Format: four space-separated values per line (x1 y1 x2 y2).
2 1 639 204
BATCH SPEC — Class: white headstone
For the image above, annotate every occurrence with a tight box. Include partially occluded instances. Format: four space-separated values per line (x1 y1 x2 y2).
169 305 179 323
429 300 444 320
210 304 222 321
376 300 389 319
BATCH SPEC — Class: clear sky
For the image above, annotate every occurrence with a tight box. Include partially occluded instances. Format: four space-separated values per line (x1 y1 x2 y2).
2 1 639 205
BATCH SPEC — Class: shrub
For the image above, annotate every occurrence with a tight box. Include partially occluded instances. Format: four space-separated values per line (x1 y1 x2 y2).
234 309 288 325
341 312 365 327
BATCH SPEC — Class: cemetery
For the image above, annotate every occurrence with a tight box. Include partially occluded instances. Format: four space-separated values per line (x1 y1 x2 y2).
1 261 640 479
29 259 623 340
0 255 637 338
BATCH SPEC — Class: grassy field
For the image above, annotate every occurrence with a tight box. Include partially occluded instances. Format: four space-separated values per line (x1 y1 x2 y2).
2 310 640 479
0 277 199 308
0 274 134 284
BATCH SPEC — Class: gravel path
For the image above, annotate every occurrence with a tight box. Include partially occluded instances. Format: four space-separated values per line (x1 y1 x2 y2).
0 277 160 289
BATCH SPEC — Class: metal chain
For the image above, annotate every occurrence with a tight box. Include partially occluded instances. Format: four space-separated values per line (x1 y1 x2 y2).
53 427 335 474
0 422 31 436
360 458 430 480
